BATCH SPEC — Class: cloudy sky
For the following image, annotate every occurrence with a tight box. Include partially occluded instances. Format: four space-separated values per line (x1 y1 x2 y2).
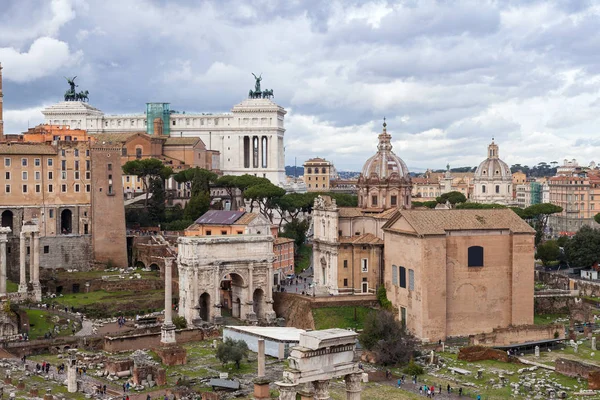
2 0 600 171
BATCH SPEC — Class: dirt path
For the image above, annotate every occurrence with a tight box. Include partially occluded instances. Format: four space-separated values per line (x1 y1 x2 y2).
369 371 478 399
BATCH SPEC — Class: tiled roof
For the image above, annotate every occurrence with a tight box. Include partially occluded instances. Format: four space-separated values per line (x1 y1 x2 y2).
234 212 258 225
338 207 398 220
339 233 384 245
383 209 535 236
0 143 56 155
164 137 201 146
274 237 295 245
93 132 143 144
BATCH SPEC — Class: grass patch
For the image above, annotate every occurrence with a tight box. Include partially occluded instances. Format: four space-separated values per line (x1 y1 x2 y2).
7 279 18 293
54 268 161 281
312 306 374 330
534 313 568 325
295 244 312 274
25 309 74 340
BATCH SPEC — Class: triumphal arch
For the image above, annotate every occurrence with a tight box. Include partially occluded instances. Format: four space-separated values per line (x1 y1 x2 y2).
177 234 276 325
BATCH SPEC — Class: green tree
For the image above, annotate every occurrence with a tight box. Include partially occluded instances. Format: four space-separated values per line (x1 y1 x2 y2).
122 158 173 206
523 203 563 245
183 191 210 221
594 212 600 225
358 311 418 366
436 191 466 205
147 178 166 224
455 203 507 209
215 175 240 209
234 174 270 194
174 168 217 196
412 201 437 209
216 338 249 369
556 235 570 248
244 182 286 223
565 226 600 267
280 219 310 249
536 240 560 266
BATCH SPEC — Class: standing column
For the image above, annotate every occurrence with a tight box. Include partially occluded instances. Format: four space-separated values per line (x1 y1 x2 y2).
344 373 362 400
28 233 34 283
18 232 27 293
32 232 41 301
275 382 297 400
161 258 176 344
0 227 10 296
257 339 265 378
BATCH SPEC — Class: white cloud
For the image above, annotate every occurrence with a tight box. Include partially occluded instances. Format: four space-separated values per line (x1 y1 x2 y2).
4 106 46 134
0 37 82 83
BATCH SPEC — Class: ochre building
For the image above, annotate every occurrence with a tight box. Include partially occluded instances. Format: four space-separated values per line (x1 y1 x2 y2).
383 209 535 342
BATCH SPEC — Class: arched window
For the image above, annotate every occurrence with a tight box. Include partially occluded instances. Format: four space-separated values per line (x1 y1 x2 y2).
321 167 326 174
495 185 500 194
261 136 268 168
135 147 142 159
468 246 484 267
482 185 486 193
307 168 312 174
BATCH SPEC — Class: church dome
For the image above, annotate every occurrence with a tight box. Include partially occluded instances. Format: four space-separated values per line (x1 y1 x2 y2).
474 140 511 180
360 121 409 180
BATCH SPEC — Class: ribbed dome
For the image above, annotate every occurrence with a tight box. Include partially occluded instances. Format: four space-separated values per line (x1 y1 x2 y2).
360 121 409 180
474 141 511 180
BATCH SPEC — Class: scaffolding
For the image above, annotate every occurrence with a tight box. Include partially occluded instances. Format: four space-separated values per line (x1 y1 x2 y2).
146 103 170 136
530 181 542 205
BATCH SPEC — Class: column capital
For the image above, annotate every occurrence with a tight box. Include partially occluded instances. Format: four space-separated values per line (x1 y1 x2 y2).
344 372 363 393
312 379 330 400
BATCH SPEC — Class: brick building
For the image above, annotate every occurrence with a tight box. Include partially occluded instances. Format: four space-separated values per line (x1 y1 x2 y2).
383 209 535 342
303 157 335 192
273 236 294 284
0 138 127 278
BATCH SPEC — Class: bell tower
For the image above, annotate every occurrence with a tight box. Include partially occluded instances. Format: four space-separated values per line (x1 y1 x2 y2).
0 63 4 141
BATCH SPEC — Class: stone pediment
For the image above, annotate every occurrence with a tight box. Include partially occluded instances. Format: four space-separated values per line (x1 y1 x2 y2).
42 101 104 118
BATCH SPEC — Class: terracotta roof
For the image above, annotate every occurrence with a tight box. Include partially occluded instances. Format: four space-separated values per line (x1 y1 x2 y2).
93 132 143 144
339 233 384 245
384 209 535 235
164 137 201 146
0 143 56 155
274 237 295 245
338 207 397 220
234 212 258 225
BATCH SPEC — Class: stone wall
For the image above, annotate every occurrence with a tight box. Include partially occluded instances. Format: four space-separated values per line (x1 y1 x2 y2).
534 295 572 315
6 235 92 279
469 323 565 346
457 346 510 362
102 328 218 352
43 275 164 295
555 358 600 379
536 270 600 297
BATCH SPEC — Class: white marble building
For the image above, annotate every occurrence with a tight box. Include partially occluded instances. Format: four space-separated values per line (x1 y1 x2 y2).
472 140 514 205
42 97 287 185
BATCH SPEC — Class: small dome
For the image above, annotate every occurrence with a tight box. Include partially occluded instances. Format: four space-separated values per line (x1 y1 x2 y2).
474 141 511 180
360 121 409 180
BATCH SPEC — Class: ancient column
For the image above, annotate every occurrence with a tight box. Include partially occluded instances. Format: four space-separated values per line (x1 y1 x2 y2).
593 337 597 351
161 258 176 344
313 380 331 400
29 233 34 283
32 232 41 301
345 373 362 400
18 232 27 293
276 382 297 400
0 227 10 296
258 339 265 378
67 358 77 393
534 346 540 358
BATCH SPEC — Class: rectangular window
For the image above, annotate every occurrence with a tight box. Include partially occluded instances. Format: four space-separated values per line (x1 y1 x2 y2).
61 171 67 180
47 158 53 167
74 171 80 180
22 184 27 193
468 246 484 267
107 163 112 171
108 185 113 195
206 230 212 236
4 158 10 167
61 160 66 170
35 184 40 193
86 149 90 157
61 184 67 192
48 184 53 193
75 184 80 192
371 195 377 206
84 224 89 234
343 260 348 268
392 265 398 285
49 209 54 218
85 184 90 192
4 172 9 180
22 171 27 180
74 148 79 157
343 278 348 287
35 171 40 180
408 269 415 291
21 158 27 166
43 246 49 254
86 160 90 170
400 266 406 288
74 160 79 170
391 195 397 206
361 258 368 273
61 149 65 157
85 171 90 180
221 230 227 235
34 158 40 167
4 185 10 193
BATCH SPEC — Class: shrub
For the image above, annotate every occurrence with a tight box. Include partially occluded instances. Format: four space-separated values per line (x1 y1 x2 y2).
173 316 187 329
403 358 424 376
376 286 393 311
216 338 249 369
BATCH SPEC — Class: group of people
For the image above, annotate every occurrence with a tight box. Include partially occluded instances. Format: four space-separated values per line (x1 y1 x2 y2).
35 362 51 374
117 316 127 329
